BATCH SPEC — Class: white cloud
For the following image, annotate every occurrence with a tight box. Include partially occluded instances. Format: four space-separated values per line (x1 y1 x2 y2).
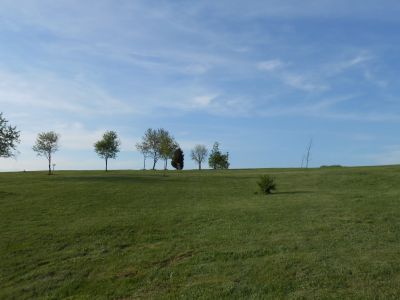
170 93 253 117
255 94 397 122
191 94 218 108
0 69 138 116
330 51 373 73
282 74 329 92
257 59 284 71
258 59 328 92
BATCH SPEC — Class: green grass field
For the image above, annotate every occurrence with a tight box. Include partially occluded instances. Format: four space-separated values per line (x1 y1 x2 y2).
1 166 400 299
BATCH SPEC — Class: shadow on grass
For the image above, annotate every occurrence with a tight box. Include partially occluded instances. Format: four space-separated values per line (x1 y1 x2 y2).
52 174 174 184
272 191 313 195
0 191 16 198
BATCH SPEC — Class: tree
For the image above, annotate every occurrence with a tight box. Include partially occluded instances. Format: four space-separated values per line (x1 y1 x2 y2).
0 113 20 159
191 144 208 170
208 142 230 169
171 148 184 170
140 128 161 170
94 131 120 172
32 131 60 175
158 129 178 170
301 138 313 169
138 128 177 170
135 141 150 170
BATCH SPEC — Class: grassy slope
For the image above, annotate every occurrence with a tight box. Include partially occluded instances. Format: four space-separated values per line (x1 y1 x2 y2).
1 167 400 299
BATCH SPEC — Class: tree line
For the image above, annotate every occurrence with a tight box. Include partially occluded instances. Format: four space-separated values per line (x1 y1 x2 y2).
134 128 229 171
0 113 230 174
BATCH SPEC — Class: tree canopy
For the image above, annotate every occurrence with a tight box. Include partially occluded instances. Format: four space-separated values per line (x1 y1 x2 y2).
158 129 178 170
0 113 20 158
135 140 151 170
138 128 178 170
208 142 229 169
191 144 208 170
32 131 60 175
141 128 161 170
94 131 120 171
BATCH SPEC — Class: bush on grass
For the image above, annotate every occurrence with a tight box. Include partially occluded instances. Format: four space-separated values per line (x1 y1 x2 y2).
257 175 276 195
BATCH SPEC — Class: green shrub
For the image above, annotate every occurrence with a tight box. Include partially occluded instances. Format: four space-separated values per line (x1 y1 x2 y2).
257 175 276 195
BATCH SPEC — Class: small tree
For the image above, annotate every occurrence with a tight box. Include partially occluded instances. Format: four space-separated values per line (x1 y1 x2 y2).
0 113 20 159
171 148 184 170
32 131 60 175
139 128 178 170
191 144 208 170
159 129 178 170
140 128 161 170
94 131 120 172
208 142 229 170
136 141 150 170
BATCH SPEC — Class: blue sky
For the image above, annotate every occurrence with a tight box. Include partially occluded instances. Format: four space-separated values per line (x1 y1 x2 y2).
1 0 400 171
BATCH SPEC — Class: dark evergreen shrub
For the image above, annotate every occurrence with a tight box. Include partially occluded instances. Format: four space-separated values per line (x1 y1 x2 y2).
171 148 184 170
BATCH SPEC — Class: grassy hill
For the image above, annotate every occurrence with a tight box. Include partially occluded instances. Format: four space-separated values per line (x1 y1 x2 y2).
1 166 400 299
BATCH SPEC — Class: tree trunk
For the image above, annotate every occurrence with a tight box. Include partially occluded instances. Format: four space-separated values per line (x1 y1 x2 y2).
105 158 108 172
163 160 167 176
48 153 52 175
199 161 201 170
305 139 312 169
152 158 157 170
143 156 146 170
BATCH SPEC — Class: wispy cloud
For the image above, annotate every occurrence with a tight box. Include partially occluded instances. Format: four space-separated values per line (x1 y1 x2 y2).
0 69 138 116
257 59 284 71
331 51 373 73
162 91 253 117
255 94 400 123
364 70 388 88
191 94 218 108
281 73 329 92
258 60 328 92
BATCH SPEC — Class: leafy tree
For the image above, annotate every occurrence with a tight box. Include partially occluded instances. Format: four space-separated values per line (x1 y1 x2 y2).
135 141 150 170
159 129 178 170
171 148 184 170
32 131 60 175
191 144 208 170
94 131 120 172
140 128 161 170
208 142 229 169
0 113 20 159
139 128 177 170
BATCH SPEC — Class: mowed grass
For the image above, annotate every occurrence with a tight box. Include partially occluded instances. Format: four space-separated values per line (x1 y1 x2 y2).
1 166 400 299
